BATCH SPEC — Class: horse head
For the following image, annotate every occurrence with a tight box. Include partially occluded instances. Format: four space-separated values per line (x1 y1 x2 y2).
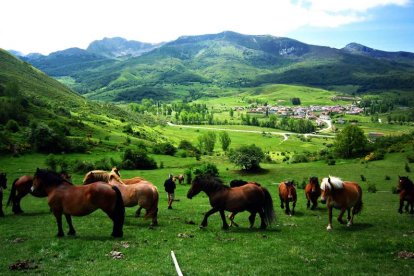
309 176 319 192
398 176 413 192
320 177 331 204
111 167 121 177
0 172 7 189
285 181 295 199
187 174 204 199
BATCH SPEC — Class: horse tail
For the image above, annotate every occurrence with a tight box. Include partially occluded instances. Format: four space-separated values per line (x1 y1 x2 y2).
353 186 363 215
6 178 18 207
144 186 159 225
262 187 276 225
111 186 125 237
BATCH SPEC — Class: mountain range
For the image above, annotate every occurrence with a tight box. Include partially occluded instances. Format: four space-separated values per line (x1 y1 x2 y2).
9 31 414 102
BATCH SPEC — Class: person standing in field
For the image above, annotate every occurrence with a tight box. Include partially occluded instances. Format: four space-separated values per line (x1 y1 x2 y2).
164 174 176 209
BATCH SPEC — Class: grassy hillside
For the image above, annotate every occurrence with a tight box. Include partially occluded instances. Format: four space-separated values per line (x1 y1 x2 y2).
0 49 164 154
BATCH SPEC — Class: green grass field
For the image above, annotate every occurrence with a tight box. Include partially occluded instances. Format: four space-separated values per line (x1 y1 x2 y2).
1 143 413 275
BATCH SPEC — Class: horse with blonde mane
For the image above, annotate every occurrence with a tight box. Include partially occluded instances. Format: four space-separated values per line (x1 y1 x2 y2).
320 176 363 230
83 168 158 226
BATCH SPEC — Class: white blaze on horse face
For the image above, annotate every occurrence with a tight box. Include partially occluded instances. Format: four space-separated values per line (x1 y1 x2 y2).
30 186 35 192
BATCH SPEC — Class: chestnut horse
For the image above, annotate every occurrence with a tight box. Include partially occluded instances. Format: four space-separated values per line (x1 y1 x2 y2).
32 169 124 237
83 170 158 226
320 176 363 230
174 174 185 184
0 172 7 217
279 181 297 215
397 176 414 214
187 174 275 229
228 179 261 227
7 172 71 214
305 176 321 210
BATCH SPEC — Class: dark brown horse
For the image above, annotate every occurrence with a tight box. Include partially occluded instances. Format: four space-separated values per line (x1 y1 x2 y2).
7 172 71 214
397 176 414 214
305 176 321 210
83 170 159 226
279 181 297 215
320 176 363 230
187 174 275 229
32 169 124 237
0 172 7 217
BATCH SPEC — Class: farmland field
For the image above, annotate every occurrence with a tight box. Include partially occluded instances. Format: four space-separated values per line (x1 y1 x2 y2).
1 130 413 275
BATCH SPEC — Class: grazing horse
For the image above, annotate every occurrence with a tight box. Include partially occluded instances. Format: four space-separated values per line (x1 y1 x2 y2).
0 173 7 217
7 172 71 214
320 176 363 230
83 171 159 226
174 174 185 184
397 176 414 214
305 176 321 210
32 169 124 237
279 181 297 215
187 174 275 229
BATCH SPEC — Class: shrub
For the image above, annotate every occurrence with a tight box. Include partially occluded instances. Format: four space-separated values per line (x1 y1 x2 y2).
153 142 177 156
385 175 391 180
72 160 96 174
121 148 157 170
193 163 219 177
405 162 411 173
184 168 192 184
367 184 377 193
407 154 414 163
228 144 264 171
360 175 366 182
290 154 308 164
327 159 336 166
29 122 71 153
5 119 20 132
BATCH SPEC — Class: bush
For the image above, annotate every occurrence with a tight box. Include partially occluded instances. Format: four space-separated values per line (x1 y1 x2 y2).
228 144 264 171
194 163 219 177
407 154 414 163
405 162 411 173
290 154 308 164
121 148 157 170
153 142 177 156
29 123 71 153
385 175 391 180
327 159 336 166
72 160 96 174
5 120 20 133
367 184 377 193
184 168 192 184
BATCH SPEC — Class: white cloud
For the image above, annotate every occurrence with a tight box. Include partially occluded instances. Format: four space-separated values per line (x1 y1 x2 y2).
0 0 409 54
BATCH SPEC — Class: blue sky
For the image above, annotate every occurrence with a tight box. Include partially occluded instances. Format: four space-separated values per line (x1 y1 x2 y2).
1 0 413 54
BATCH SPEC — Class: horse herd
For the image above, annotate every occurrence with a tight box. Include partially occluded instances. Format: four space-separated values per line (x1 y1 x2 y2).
0 169 413 238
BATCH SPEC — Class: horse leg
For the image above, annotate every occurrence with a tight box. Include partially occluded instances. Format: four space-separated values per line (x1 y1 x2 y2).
347 208 351 222
327 206 333 231
229 212 239 227
54 212 65 237
65 214 76 236
410 202 414 214
248 212 257 228
311 198 318 210
13 193 25 214
135 206 143 217
150 208 159 227
285 200 291 215
279 196 284 209
398 199 404 214
348 208 355 227
200 207 219 228
0 192 4 217
337 207 347 224
219 210 229 230
306 194 310 209
291 200 296 216
258 210 268 229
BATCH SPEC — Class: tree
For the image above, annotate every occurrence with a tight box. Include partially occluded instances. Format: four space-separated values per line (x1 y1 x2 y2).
228 144 265 171
334 125 368 158
219 131 231 151
197 131 217 154
229 108 234 118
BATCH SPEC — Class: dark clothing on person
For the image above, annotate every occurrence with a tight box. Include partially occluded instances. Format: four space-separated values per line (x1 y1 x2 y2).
164 178 176 193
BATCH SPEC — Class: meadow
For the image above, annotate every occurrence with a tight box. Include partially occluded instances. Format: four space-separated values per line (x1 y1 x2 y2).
1 126 413 275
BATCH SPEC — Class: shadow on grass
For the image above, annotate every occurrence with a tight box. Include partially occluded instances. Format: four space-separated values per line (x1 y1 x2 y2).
335 223 374 232
17 211 51 217
226 227 281 234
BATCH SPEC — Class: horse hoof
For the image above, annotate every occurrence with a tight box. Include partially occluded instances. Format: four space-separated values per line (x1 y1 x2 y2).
199 225 206 229
326 225 332 231
67 231 76 236
223 225 229 230
347 222 352 227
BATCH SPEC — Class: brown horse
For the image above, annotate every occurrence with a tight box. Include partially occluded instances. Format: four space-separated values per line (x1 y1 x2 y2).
7 172 71 214
228 179 261 227
174 174 185 184
83 171 159 226
397 176 414 214
279 181 297 215
305 176 321 210
32 168 124 237
83 167 145 185
320 176 363 230
187 174 275 229
0 172 7 217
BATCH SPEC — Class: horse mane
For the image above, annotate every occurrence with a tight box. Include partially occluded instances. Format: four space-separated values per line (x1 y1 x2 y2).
321 176 344 190
195 174 228 192
35 169 72 186
400 176 414 190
